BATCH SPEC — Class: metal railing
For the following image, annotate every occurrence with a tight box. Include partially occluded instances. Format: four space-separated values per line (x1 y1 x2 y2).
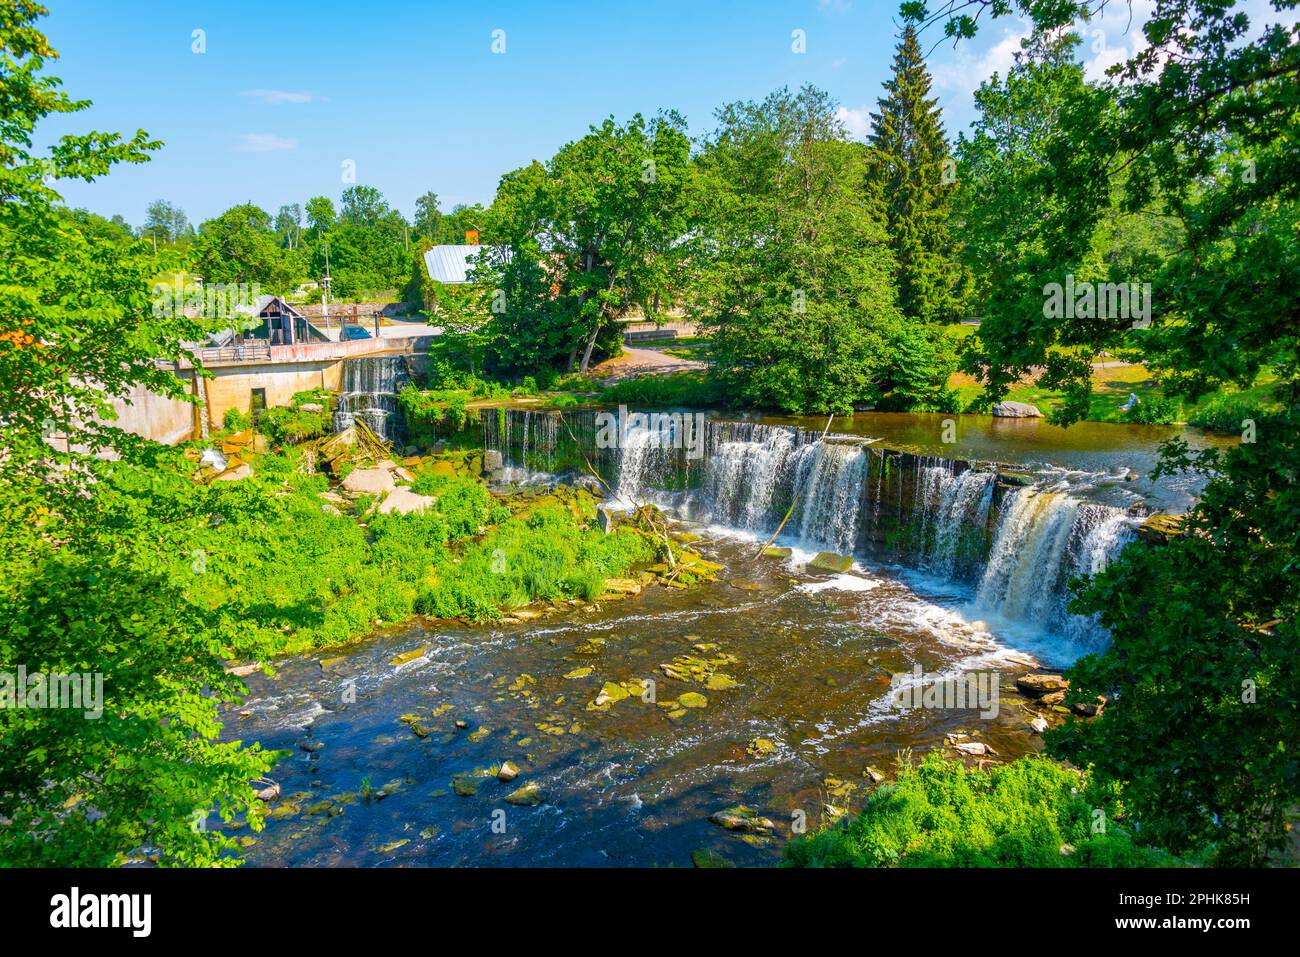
191 341 273 364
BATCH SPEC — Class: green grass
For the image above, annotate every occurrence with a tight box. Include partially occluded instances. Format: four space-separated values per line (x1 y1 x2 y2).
784 751 1187 868
950 361 1282 426
598 370 723 407
96 447 654 656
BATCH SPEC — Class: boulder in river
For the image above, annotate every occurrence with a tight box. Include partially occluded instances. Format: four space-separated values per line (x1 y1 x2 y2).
451 774 481 797
992 401 1043 418
1015 673 1070 697
497 761 520 783
691 848 735 868
808 552 854 573
709 805 775 834
390 644 431 667
601 577 643 596
504 782 545 806
762 546 792 558
1138 513 1185 544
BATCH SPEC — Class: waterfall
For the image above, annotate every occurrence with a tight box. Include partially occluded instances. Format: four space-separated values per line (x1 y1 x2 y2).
333 356 410 440
791 440 869 554
702 424 800 529
616 426 663 502
973 488 1136 652
914 463 996 577
482 407 1143 657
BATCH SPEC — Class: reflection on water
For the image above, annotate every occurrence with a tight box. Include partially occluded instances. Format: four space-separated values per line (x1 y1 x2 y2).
754 411 1235 512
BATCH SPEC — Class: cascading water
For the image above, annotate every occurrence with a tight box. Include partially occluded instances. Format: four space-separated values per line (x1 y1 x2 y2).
914 463 996 577
333 356 410 440
973 488 1136 652
791 439 869 555
482 408 569 481
702 423 800 529
481 408 1144 658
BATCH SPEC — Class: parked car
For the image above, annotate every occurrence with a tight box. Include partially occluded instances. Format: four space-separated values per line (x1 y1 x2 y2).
340 325 372 341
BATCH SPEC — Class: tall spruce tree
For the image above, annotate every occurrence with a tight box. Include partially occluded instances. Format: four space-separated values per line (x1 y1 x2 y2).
870 21 966 324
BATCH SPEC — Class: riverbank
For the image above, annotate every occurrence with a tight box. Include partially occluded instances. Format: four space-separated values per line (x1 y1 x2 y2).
139 434 724 664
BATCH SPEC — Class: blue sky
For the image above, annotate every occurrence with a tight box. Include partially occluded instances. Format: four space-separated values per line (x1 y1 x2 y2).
36 0 1165 226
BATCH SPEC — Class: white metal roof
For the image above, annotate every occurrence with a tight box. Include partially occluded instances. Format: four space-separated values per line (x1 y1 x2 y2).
422 244 509 284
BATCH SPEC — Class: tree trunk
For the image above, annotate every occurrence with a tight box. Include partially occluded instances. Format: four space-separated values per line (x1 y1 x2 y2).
579 320 601 372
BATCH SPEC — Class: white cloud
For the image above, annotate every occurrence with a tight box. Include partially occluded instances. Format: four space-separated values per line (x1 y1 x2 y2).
929 25 1029 97
235 133 298 152
240 89 320 105
1076 0 1156 80
835 105 873 142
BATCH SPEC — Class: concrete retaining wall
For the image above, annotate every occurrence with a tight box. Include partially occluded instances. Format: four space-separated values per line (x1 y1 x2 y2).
105 337 431 445
107 379 197 447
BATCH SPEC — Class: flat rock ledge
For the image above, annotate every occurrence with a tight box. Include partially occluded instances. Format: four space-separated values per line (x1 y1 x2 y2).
992 401 1043 418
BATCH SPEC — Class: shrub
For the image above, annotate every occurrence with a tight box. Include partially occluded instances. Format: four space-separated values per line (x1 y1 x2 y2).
223 407 251 431
415 506 654 620
783 751 1184 868
257 404 332 445
399 385 478 443
1123 394 1180 425
1186 393 1271 432
599 371 723 407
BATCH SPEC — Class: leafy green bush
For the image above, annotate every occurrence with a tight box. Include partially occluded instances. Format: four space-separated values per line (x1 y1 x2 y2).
599 371 723 407
1186 393 1271 432
415 506 654 620
1123 394 1180 424
783 751 1183 868
398 384 475 444
257 404 332 445
68 461 650 655
223 407 251 431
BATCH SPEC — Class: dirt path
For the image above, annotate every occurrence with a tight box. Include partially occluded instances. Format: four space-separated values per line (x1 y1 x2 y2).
591 345 707 384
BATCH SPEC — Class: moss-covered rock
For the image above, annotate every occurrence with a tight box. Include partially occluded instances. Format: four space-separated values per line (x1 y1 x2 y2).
691 848 735 868
1138 513 1186 544
504 782 545 806
709 805 775 834
808 552 854 573
390 644 431 666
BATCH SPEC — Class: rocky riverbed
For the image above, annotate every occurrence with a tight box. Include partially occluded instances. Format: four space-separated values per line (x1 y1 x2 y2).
221 526 1067 867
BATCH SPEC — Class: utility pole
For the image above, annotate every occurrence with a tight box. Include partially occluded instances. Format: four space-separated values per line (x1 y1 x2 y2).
321 240 333 331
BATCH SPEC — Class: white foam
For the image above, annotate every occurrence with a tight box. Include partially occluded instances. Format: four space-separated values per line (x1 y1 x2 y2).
797 574 882 594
